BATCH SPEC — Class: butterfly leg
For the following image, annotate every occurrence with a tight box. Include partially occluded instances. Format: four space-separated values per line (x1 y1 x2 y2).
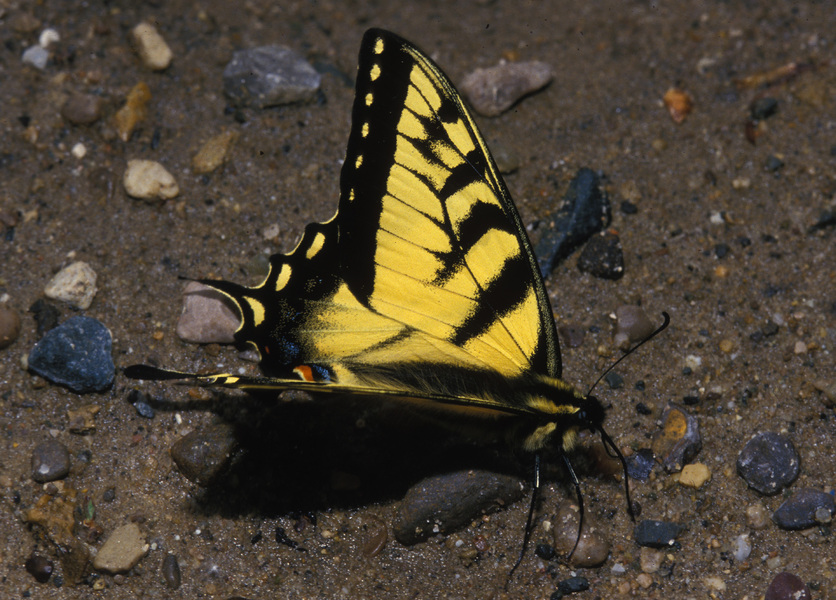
506 453 541 583
560 451 584 560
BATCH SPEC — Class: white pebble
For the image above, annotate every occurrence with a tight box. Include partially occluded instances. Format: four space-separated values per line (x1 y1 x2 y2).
44 261 98 310
22 45 49 70
39 28 61 48
131 22 173 71
733 533 751 562
123 159 179 200
71 143 87 159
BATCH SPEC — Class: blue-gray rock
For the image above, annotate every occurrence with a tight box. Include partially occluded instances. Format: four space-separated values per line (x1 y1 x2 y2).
534 168 611 277
31 439 71 483
772 488 835 530
28 316 115 393
634 519 682 548
223 45 321 108
626 448 655 482
393 469 524 545
736 432 800 496
127 389 155 419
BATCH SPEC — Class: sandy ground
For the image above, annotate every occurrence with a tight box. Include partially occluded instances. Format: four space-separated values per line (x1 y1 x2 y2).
1 1 834 598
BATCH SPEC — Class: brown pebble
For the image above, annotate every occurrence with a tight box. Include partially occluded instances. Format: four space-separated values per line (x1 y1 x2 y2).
361 518 388 558
461 60 553 117
0 306 21 349
552 504 610 567
114 82 151 142
170 424 238 486
175 281 239 344
663 88 693 123
613 305 655 349
61 94 104 125
25 554 54 583
765 572 811 600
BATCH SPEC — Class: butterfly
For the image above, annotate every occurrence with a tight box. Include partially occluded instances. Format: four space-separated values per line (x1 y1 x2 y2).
126 28 662 574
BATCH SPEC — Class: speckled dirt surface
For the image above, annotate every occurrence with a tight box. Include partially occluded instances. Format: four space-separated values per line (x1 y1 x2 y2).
2 1 835 599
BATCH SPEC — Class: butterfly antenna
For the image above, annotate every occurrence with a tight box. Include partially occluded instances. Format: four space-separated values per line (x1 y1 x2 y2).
506 454 541 588
585 311 670 397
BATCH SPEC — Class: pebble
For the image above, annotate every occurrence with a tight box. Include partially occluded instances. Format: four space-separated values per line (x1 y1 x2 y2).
28 316 115 393
360 517 388 558
772 487 836 530
92 523 148 574
223 45 321 108
127 389 155 419
44 261 98 309
765 155 785 172
175 281 239 344
555 576 590 595
131 22 172 71
551 504 610 567
161 553 181 589
392 469 523 545
170 424 238 486
639 547 664 573
678 462 711 488
651 403 702 472
732 533 752 562
67 404 101 434
662 88 693 124
0 305 21 348
764 572 811 600
31 439 71 482
534 168 611 276
577 231 624 280
626 448 655 481
22 45 49 69
25 554 54 583
745 503 770 529
736 432 800 495
192 130 238 174
113 82 151 142
613 305 655 349
634 519 682 548
123 159 179 201
460 60 552 117
61 93 104 125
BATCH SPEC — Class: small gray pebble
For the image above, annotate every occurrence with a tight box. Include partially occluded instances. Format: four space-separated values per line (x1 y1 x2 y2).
614 305 655 349
736 432 800 496
161 553 181 589
393 469 523 545
28 316 115 393
170 425 238 486
772 487 836 530
31 439 71 483
223 45 321 108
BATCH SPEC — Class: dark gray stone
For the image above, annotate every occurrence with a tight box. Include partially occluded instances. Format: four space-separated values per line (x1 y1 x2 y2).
534 168 611 277
31 439 71 482
772 487 835 530
634 519 682 548
736 432 800 496
393 469 523 545
170 425 238 486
